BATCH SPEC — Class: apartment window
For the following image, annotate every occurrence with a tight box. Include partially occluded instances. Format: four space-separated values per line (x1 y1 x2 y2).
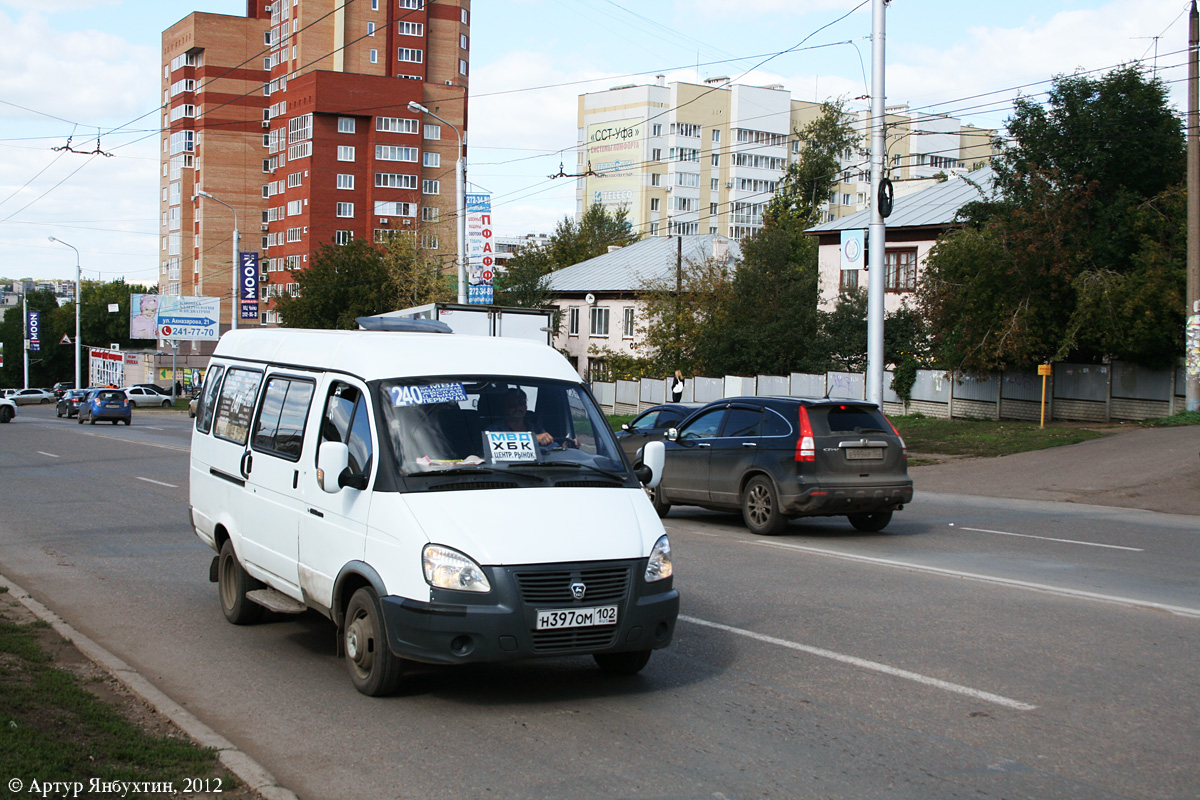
885 248 917 292
840 269 860 293
371 0 378 8
650 198 659 211
421 206 439 222
568 307 580 336
398 0 421 10
650 173 661 187
651 124 662 136
623 308 635 338
711 154 720 167
370 49 378 64
367 22 376 36
338 117 355 134
423 124 441 140
287 200 303 216
374 200 416 217
589 307 610 337
397 48 423 63
334 230 353 244
337 145 355 161
377 117 418 134
460 60 468 76
422 180 440 195
711 178 720 191
376 172 417 189
712 129 720 143
709 202 718 216
423 152 440 168
376 145 418 162
286 227 302 243
287 172 303 188
421 234 439 249
336 202 354 218
398 21 424 36
651 148 662 162
337 174 354 190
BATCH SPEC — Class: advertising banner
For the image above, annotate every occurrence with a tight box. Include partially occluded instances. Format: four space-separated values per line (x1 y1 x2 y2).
466 193 494 305
130 294 161 339
239 252 259 321
840 230 865 271
156 295 222 341
27 310 40 352
586 119 643 219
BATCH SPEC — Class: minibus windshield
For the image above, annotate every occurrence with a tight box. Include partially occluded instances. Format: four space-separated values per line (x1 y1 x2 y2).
378 377 630 480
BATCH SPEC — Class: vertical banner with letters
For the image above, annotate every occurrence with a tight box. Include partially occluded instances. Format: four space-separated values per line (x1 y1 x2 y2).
26 310 40 352
466 193 494 305
239 252 259 321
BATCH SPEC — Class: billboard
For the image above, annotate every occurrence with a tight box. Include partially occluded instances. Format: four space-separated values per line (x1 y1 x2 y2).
157 295 222 341
239 252 259 321
466 193 494 305
130 294 160 339
26 310 40 352
586 119 643 219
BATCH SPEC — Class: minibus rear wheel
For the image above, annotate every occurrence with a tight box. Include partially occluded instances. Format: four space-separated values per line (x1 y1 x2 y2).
218 539 263 625
344 587 403 696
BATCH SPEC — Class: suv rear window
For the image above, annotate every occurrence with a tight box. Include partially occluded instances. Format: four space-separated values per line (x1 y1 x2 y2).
824 405 889 434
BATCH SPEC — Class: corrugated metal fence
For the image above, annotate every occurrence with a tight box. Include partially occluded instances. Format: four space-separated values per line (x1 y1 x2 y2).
596 361 1187 422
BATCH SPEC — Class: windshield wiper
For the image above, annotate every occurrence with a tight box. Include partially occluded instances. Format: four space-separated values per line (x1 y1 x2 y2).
408 466 498 477
508 462 628 483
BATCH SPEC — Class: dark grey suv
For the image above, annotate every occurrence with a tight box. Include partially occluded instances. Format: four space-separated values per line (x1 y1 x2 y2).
652 396 912 534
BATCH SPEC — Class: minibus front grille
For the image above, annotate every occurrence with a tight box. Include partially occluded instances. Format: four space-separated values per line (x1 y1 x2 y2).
425 480 520 492
531 627 618 653
514 565 631 604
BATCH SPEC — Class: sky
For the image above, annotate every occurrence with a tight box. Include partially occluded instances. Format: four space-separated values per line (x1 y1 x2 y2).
0 0 1191 284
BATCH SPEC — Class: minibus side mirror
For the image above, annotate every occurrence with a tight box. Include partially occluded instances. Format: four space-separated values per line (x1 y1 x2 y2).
317 442 350 493
636 440 665 488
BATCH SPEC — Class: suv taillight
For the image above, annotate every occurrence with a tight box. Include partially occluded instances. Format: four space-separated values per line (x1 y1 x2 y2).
885 414 907 459
795 405 815 462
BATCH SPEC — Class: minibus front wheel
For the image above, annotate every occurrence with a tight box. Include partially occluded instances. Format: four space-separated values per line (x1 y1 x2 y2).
344 587 404 696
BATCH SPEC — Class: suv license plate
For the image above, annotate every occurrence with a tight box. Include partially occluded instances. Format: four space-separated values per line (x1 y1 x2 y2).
845 448 883 460
536 605 618 630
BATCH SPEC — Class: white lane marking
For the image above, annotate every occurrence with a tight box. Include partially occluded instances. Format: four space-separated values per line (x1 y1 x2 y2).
36 451 60 458
958 525 1143 551
680 614 1037 711
747 540 1200 618
73 430 190 453
136 477 179 488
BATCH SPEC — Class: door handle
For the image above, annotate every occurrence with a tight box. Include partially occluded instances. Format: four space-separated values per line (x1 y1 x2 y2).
239 451 253 478
741 442 757 447
697 442 711 448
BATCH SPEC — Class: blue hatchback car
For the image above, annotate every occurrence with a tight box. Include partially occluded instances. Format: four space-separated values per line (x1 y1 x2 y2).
78 389 131 425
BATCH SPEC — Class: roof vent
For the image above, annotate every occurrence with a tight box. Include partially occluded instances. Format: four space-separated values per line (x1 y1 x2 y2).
607 245 623 253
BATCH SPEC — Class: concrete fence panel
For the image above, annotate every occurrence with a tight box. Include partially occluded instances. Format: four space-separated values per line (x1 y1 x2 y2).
827 372 864 400
790 373 824 398
911 370 950 403
694 377 723 403
725 375 756 397
1112 362 1172 402
757 375 789 396
1001 370 1041 402
1053 363 1108 402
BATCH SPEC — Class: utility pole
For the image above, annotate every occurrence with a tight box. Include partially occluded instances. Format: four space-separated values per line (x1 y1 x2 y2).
866 0 888 407
1188 1 1199 412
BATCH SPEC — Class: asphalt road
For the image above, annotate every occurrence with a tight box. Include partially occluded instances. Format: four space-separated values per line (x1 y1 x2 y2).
1 404 1197 800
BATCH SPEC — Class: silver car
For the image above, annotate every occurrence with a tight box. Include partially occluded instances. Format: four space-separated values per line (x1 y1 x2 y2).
9 388 55 405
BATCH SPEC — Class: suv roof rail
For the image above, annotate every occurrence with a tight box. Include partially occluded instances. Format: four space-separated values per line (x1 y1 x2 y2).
354 316 452 333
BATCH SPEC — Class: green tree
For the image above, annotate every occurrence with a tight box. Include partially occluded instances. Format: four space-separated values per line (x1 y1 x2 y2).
382 233 455 309
765 100 860 228
276 238 397 329
493 244 555 310
546 202 641 269
920 65 1186 371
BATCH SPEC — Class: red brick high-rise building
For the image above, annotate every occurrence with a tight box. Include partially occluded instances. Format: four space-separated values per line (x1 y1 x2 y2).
160 0 470 334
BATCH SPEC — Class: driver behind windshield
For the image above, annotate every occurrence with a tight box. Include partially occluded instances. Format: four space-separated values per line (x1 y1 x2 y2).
494 387 554 447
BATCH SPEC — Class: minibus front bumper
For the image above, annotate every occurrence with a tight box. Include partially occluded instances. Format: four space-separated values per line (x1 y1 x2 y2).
379 560 678 665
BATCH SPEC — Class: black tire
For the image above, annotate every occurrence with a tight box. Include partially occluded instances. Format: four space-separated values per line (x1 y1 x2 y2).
40 398 50 404
848 511 893 533
594 649 651 675
218 539 263 625
123 418 131 426
648 484 671 518
128 400 137 409
77 414 83 424
56 407 63 418
111 419 118 425
89 417 96 425
0 407 12 423
343 587 403 696
742 475 787 535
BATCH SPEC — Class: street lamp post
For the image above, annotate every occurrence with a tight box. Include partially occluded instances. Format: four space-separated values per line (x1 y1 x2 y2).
48 236 82 390
408 101 467 304
195 190 241 331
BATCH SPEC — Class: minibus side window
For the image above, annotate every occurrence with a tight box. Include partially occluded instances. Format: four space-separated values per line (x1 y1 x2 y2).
212 368 263 446
320 382 374 477
196 365 224 434
252 377 314 460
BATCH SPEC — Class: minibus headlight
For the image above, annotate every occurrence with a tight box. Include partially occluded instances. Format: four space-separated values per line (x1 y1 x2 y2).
422 544 492 593
644 535 673 582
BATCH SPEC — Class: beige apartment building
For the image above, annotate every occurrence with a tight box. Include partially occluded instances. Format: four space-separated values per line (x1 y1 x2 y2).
576 78 998 241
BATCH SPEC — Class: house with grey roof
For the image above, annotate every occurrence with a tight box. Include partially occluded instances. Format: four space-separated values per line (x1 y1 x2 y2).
544 234 740 380
806 167 995 312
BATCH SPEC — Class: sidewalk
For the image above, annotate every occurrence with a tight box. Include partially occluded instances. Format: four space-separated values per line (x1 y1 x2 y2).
908 424 1200 517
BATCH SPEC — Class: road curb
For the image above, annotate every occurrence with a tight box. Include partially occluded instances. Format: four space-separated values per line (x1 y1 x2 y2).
0 574 298 800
